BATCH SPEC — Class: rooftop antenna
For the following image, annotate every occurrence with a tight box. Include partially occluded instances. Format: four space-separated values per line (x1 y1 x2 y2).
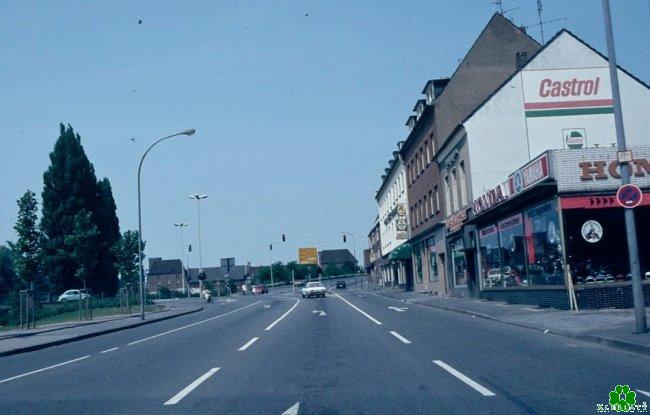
493 0 503 14
537 0 544 43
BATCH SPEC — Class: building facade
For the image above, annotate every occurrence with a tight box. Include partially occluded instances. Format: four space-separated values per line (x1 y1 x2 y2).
367 218 382 288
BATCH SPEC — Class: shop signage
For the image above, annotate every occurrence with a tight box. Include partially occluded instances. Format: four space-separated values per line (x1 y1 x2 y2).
581 220 603 243
445 209 467 234
522 67 613 118
616 184 643 209
472 182 510 215
579 158 650 181
508 153 550 195
562 128 586 149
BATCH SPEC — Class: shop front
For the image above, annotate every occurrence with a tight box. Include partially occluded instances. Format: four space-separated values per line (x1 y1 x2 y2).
445 208 478 298
470 146 650 309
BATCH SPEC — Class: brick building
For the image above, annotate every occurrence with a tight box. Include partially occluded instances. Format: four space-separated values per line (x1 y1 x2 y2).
147 258 185 294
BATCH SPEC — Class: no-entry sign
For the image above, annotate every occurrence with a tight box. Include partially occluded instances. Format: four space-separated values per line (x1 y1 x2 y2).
616 184 643 209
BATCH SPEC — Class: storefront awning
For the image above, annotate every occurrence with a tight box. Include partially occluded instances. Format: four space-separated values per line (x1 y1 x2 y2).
388 243 412 261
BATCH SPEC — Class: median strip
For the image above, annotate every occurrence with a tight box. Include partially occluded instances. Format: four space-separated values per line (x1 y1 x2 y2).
433 360 495 397
164 367 221 405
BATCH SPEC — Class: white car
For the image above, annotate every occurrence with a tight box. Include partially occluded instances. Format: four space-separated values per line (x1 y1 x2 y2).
301 282 327 298
58 289 88 302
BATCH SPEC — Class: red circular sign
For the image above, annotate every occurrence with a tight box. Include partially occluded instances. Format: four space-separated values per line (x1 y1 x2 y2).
616 184 643 209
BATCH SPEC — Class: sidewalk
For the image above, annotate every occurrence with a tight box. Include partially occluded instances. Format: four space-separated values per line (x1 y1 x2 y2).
372 287 650 356
0 299 204 357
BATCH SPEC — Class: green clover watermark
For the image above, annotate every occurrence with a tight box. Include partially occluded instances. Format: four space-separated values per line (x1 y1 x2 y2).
609 385 637 413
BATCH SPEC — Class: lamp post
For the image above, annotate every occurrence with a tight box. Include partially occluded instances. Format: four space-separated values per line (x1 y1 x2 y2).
174 223 188 298
189 194 207 293
601 0 646 333
137 128 196 320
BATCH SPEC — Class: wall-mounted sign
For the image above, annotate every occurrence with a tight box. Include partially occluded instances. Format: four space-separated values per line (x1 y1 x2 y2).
508 153 550 196
581 220 603 243
579 158 650 181
522 67 613 118
445 209 468 234
395 204 408 240
562 128 587 149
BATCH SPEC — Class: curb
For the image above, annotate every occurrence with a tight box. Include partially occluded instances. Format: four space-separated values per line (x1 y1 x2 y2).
373 290 650 356
0 307 203 357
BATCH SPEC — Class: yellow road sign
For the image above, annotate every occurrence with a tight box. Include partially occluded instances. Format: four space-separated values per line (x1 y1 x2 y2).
298 247 318 265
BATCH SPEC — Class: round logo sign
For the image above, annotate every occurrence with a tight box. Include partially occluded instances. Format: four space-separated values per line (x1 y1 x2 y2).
616 184 643 209
547 221 557 244
565 130 585 149
581 220 603 243
513 171 523 194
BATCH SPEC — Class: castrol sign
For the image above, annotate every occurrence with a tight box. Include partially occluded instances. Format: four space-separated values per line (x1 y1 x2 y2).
522 67 613 118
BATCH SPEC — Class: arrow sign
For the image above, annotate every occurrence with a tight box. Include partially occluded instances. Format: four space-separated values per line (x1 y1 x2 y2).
281 402 300 415
311 310 327 316
264 305 271 309
388 306 407 312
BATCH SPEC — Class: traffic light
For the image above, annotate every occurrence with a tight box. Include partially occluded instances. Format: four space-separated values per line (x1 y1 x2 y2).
282 234 286 242
269 244 273 251
343 234 347 243
198 271 207 281
188 244 192 252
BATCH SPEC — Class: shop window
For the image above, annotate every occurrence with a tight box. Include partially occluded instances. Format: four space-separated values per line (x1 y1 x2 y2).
427 237 438 282
415 243 423 283
524 200 564 286
498 214 527 287
450 237 467 286
479 225 501 288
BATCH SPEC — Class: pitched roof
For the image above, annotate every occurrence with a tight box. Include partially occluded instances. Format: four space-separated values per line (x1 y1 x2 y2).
148 258 182 276
319 249 357 266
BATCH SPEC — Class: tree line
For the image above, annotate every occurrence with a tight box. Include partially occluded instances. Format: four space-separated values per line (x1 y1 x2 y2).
0 125 142 298
255 261 359 285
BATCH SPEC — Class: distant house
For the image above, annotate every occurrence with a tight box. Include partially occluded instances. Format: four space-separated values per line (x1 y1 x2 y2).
147 257 184 293
186 265 259 293
319 249 358 270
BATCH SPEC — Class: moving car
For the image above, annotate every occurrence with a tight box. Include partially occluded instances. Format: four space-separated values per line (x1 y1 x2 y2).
301 282 327 298
58 289 88 302
252 284 268 295
336 281 346 289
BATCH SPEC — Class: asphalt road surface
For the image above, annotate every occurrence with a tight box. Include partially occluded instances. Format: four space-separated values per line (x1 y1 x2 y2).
1 280 649 414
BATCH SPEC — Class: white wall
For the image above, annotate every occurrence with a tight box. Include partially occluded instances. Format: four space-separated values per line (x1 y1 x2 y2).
464 31 650 199
377 158 410 257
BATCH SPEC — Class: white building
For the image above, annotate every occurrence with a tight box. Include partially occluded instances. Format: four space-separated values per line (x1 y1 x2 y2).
376 143 411 286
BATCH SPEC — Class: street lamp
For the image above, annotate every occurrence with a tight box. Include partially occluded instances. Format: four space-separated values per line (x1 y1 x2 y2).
137 128 196 320
174 223 188 298
189 194 207 293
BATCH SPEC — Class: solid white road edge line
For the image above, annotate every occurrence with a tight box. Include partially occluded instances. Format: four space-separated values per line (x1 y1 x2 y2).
238 337 259 351
128 301 262 345
164 367 221 405
0 355 91 384
433 360 495 397
334 293 382 325
389 331 412 344
637 389 650 398
100 347 119 354
265 299 300 331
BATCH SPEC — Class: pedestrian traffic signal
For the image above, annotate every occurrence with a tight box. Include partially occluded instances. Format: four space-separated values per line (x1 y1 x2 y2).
269 244 273 251
188 244 192 252
282 234 286 242
198 271 207 281
343 235 347 243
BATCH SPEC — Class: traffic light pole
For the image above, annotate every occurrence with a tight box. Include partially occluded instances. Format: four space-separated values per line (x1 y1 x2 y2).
602 0 646 333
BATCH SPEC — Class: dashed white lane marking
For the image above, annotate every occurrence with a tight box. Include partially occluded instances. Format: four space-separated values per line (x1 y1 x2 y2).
637 389 650 398
389 331 412 344
100 347 119 354
264 305 271 309
0 356 91 384
164 367 220 405
127 301 262 345
281 402 300 415
238 337 259 351
433 360 495 397
265 300 300 331
334 293 382 325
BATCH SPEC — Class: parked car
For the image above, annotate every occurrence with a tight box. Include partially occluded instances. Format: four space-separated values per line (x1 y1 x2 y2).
58 289 88 302
252 284 268 295
301 282 327 298
336 281 346 289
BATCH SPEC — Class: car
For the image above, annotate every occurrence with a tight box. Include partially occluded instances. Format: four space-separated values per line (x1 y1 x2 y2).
336 281 346 289
252 284 268 295
58 289 88 302
301 282 327 298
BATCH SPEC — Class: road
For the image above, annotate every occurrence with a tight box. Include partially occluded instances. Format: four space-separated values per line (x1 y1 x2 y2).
0 279 649 414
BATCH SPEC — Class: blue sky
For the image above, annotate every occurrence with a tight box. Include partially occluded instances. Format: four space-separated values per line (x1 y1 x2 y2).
1 0 648 267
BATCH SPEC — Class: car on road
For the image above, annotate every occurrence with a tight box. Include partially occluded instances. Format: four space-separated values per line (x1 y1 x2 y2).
58 289 88 302
301 282 327 298
336 281 346 289
252 284 268 295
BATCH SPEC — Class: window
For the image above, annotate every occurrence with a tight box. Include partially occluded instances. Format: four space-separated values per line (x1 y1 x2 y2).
426 141 431 165
428 191 433 217
434 185 440 213
430 136 436 156
498 214 527 287
451 168 458 213
524 200 564 286
426 237 438 282
479 225 501 287
444 175 451 216
410 206 414 230
459 161 467 207
423 195 428 219
450 237 467 286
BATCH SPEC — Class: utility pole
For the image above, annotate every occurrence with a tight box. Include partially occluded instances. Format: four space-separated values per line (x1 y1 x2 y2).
189 194 207 293
269 244 274 288
602 0 646 334
174 223 188 298
536 0 545 44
